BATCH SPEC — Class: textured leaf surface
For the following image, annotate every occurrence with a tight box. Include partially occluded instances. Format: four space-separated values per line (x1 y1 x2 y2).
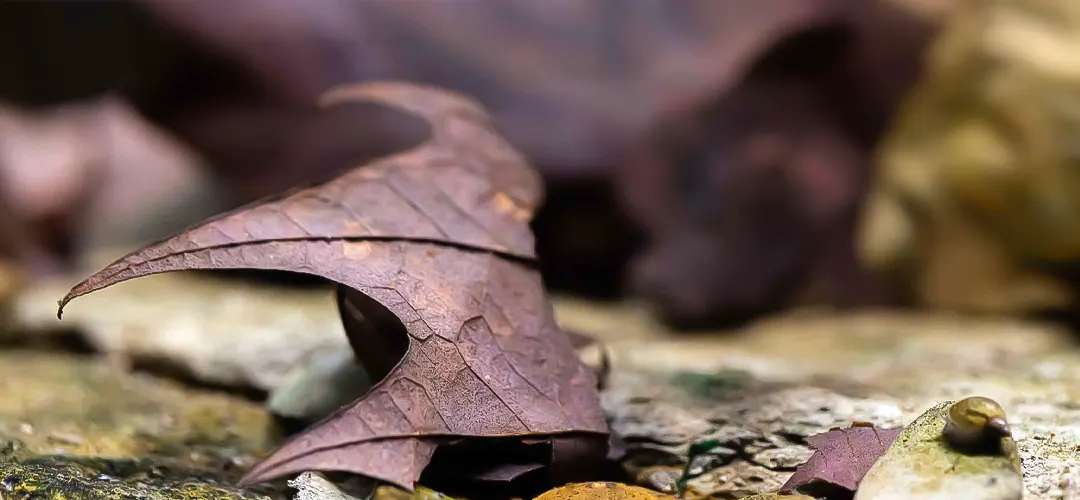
57 81 608 490
780 424 902 494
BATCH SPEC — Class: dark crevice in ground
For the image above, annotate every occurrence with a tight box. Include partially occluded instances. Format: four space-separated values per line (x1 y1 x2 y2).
0 327 97 355
127 355 269 403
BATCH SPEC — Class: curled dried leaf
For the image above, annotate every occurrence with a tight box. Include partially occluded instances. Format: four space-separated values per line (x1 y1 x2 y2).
57 81 608 491
780 424 901 495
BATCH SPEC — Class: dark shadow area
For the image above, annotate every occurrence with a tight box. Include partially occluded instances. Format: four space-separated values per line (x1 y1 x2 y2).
533 177 643 300
0 327 97 355
0 1 184 106
336 286 408 385
421 435 628 500
1031 261 1080 337
753 24 854 79
195 269 334 290
127 354 269 403
791 481 855 500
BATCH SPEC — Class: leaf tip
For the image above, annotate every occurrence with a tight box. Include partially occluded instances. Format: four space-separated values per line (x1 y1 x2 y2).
237 460 288 489
235 471 260 489
234 450 308 489
57 283 90 320
56 297 69 320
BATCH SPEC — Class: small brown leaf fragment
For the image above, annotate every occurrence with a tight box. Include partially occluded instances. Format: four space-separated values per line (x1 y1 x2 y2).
779 424 902 494
56 81 608 491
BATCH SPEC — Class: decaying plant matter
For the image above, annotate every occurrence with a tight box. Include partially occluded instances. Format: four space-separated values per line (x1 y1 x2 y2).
56 82 609 491
780 424 901 496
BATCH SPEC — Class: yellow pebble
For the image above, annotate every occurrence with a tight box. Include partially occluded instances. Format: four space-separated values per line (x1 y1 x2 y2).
533 481 673 499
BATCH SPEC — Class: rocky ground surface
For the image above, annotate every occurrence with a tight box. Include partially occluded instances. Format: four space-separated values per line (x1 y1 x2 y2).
0 348 280 499
1 267 1079 499
578 306 1080 499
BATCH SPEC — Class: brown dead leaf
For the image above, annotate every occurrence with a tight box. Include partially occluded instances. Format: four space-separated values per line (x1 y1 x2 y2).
779 424 901 495
56 81 609 490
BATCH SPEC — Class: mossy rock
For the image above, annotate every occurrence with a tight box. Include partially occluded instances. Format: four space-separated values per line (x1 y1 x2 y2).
855 401 1022 500
0 453 272 500
0 350 286 499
